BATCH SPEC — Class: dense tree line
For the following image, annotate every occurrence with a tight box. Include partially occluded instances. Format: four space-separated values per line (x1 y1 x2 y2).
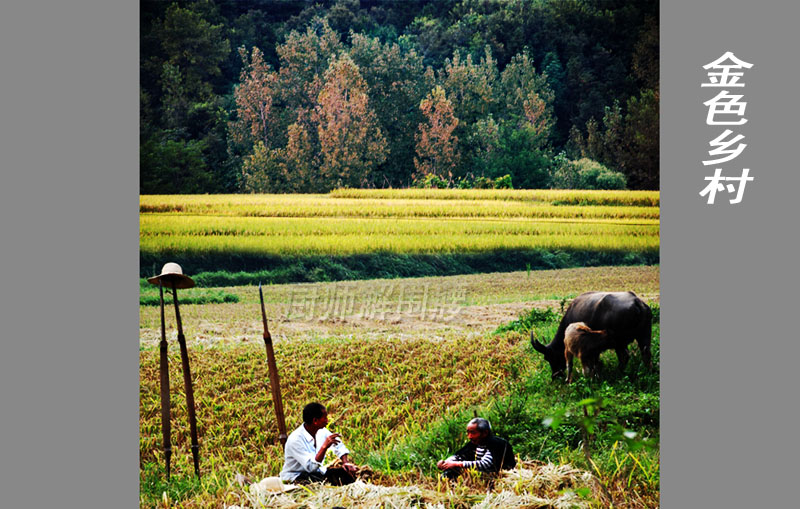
140 0 659 193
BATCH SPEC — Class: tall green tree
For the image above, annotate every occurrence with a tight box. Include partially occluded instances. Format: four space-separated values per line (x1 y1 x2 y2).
439 46 499 126
500 50 555 142
154 2 231 101
349 33 433 186
140 1 234 194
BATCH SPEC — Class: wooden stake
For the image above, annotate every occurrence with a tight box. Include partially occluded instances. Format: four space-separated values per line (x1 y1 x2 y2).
158 282 172 480
172 281 201 478
260 283 288 448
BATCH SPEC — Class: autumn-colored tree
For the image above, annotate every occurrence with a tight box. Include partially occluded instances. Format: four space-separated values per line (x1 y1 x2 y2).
230 46 279 149
414 86 460 182
314 54 387 190
276 18 343 113
282 119 318 192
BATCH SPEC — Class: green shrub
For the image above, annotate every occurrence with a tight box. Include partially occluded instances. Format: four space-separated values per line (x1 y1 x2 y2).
413 173 449 189
493 174 514 189
550 155 627 190
574 158 627 190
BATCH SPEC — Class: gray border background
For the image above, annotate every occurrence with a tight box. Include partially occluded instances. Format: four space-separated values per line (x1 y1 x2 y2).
0 1 140 506
662 0 800 506
2 0 799 506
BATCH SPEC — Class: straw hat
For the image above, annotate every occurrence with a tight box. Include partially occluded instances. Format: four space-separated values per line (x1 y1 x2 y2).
251 476 298 494
147 262 195 289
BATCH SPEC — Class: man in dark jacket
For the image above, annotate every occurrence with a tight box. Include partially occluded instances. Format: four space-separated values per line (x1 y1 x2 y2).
436 418 516 479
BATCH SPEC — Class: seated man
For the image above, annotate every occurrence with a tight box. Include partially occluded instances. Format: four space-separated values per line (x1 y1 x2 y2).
280 402 358 485
436 418 516 479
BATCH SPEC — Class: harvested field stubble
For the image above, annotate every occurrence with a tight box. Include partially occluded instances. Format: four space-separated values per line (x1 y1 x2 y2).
139 265 660 507
139 332 521 482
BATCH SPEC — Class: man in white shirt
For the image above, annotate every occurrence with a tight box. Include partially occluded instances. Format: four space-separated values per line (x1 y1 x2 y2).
279 402 358 485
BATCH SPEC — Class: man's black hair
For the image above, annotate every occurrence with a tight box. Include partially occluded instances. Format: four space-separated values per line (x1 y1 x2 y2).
303 402 327 425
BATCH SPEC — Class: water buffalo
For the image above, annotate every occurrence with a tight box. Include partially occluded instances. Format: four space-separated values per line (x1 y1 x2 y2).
563 322 613 383
531 291 652 380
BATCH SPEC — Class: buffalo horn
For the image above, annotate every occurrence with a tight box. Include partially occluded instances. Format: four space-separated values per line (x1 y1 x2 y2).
530 330 545 353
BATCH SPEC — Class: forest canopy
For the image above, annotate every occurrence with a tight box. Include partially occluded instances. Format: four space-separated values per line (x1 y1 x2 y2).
140 0 659 193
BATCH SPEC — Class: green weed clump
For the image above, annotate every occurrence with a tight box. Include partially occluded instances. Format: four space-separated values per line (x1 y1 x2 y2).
139 287 240 306
138 279 240 306
494 306 563 335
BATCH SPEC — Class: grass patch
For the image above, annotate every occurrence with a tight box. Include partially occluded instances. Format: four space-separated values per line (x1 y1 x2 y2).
140 250 659 283
373 339 659 473
493 306 564 335
139 285 240 306
138 463 221 507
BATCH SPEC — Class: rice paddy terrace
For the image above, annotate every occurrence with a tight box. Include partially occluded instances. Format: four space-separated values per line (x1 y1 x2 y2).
139 189 660 281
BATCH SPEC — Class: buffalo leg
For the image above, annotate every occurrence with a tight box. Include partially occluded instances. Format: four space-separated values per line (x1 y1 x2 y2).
565 352 573 383
637 323 653 369
585 356 598 379
615 346 630 372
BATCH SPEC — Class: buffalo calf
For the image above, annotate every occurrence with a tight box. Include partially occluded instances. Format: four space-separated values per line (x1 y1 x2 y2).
563 322 614 383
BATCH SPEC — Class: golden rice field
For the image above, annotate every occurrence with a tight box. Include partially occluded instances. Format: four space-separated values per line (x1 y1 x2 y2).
329 188 660 206
140 191 659 258
140 194 659 219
